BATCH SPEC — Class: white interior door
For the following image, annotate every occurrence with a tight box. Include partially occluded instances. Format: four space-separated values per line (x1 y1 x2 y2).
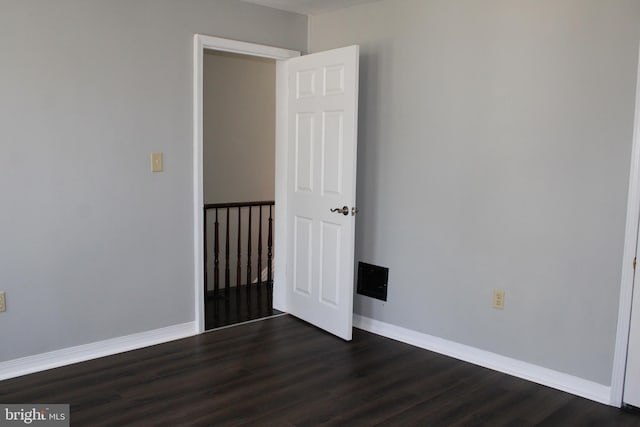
625 256 640 406
285 45 359 340
622 45 640 408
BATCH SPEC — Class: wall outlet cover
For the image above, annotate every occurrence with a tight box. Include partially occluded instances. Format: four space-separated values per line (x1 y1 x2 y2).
493 289 505 310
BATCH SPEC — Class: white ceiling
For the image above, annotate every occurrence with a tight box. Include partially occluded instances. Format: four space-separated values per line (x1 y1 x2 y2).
242 0 379 15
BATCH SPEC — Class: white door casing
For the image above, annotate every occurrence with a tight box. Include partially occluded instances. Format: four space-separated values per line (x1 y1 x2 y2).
616 43 640 407
624 97 640 406
285 45 360 341
193 35 299 333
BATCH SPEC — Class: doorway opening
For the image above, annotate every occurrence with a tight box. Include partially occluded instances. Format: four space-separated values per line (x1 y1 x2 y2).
202 49 279 330
193 34 299 334
194 35 360 340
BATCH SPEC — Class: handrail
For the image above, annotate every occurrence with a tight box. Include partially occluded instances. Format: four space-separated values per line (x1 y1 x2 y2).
204 200 274 210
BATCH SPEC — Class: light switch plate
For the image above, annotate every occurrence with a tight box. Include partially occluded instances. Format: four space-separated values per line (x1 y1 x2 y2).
151 152 163 172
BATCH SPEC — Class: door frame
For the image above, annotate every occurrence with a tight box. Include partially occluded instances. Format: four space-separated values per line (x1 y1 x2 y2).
193 34 300 333
611 43 640 406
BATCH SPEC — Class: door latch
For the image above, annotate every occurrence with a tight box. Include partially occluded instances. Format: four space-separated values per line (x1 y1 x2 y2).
330 206 349 216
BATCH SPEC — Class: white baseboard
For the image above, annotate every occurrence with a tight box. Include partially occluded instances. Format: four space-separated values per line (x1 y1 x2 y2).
0 322 197 382
1 316 613 406
353 315 612 406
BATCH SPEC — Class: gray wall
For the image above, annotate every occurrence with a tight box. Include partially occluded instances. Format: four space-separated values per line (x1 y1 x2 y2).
310 0 640 385
0 0 306 362
203 50 275 204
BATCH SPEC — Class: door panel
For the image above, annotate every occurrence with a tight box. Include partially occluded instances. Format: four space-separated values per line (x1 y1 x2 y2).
295 113 314 192
319 221 341 306
321 112 344 196
293 216 313 296
286 45 359 340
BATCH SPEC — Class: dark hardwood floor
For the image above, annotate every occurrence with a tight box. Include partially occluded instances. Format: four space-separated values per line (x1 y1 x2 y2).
205 282 281 330
2 315 639 426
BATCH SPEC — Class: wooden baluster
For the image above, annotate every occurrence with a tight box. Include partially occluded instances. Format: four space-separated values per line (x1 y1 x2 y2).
257 205 263 287
203 207 208 299
267 205 273 284
247 207 252 289
237 207 242 293
225 207 230 295
214 208 219 295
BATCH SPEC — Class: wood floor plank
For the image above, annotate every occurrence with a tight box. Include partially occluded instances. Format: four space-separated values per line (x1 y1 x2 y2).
1 315 639 426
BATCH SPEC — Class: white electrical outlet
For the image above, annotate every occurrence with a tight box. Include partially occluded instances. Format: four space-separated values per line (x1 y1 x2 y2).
493 289 505 310
0 291 6 312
